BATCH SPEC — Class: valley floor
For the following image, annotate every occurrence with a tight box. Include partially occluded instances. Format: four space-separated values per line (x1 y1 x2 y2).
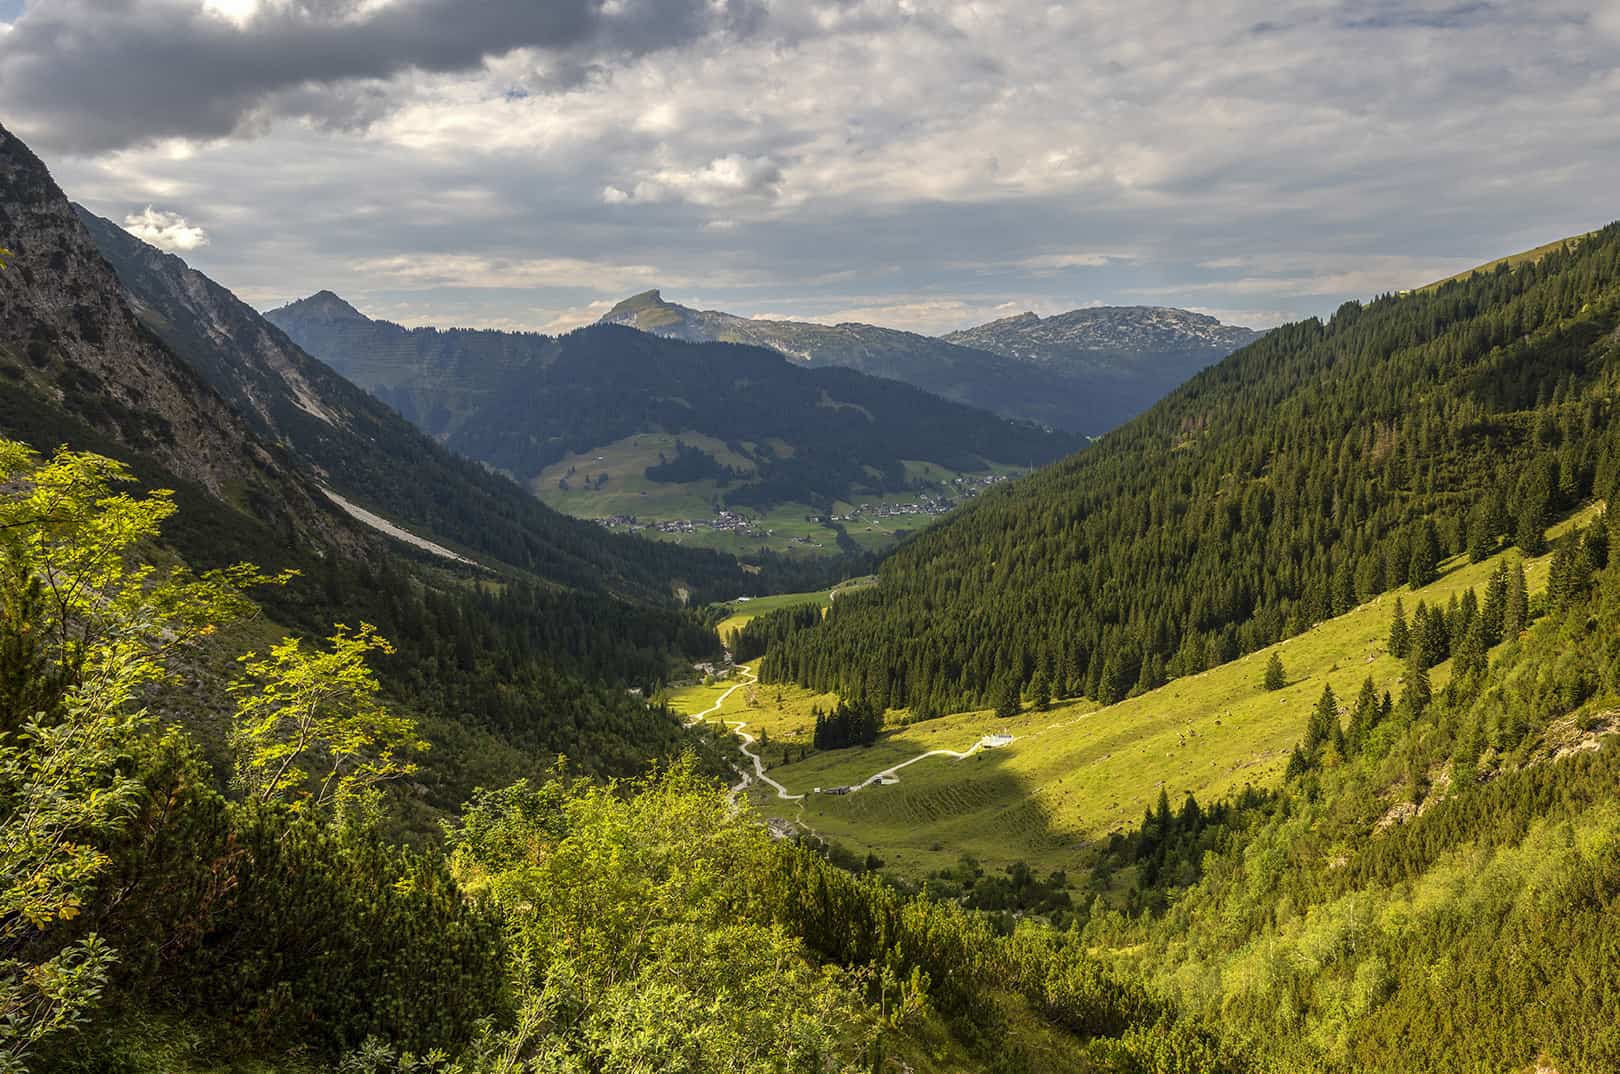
672 503 1603 880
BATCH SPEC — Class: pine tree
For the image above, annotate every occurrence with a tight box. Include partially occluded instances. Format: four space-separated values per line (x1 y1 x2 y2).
1263 652 1286 691
1481 561 1508 648
1346 676 1379 752
1515 498 1547 555
1304 684 1338 754
1030 666 1051 711
1504 559 1529 638
1387 597 1411 658
995 675 1022 718
1409 519 1441 589
1403 651 1432 713
1547 536 1581 610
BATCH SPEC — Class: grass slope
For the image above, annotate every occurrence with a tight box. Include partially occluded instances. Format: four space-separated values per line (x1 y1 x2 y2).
531 430 1026 558
1416 230 1601 292
679 505 1601 880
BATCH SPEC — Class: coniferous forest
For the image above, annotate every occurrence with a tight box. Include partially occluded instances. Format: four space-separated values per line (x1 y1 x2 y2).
760 226 1620 717
5 11 1620 1070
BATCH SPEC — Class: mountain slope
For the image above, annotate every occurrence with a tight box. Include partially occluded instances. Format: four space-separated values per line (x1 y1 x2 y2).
0 120 361 567
759 224 1620 715
77 209 755 603
268 294 1081 554
599 289 1261 434
597 289 1099 431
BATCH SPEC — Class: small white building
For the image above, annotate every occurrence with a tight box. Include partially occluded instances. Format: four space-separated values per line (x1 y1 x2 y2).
980 733 1014 749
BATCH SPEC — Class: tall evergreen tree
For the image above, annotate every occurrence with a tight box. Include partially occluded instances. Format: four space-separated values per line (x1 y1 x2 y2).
1409 520 1442 589
1387 597 1411 659
1504 559 1530 638
1304 684 1338 755
1263 652 1287 691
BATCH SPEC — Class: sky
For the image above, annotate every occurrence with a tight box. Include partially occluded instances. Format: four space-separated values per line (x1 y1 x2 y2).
2 0 1618 335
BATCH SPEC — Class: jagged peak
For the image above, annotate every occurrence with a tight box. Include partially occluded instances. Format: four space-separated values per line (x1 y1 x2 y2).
271 289 367 322
602 289 674 319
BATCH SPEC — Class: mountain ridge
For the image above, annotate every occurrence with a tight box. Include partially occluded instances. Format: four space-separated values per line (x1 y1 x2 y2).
597 288 1261 433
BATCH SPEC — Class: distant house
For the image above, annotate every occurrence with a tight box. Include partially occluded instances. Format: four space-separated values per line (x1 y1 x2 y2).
980 733 1014 749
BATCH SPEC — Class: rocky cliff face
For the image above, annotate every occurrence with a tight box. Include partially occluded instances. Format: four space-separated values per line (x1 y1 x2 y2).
0 120 357 554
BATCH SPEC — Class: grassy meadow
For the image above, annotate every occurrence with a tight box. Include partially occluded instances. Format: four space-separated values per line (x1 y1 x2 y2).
678 505 1601 880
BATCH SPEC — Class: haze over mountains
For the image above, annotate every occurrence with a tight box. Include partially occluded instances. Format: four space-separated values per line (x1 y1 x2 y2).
599 289 1261 433
267 289 1079 556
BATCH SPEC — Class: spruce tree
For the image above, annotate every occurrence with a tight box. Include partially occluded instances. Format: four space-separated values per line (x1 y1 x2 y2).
1304 684 1338 754
995 675 1022 718
1504 560 1529 637
1409 520 1441 589
1263 652 1286 691
1031 667 1051 711
1481 562 1508 648
1515 498 1547 555
1387 597 1411 658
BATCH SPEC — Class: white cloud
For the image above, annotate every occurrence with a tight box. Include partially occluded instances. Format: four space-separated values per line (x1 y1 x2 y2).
350 253 670 292
619 154 785 207
122 206 210 251
32 0 1620 343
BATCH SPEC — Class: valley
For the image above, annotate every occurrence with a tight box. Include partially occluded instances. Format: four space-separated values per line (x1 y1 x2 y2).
4 12 1620 1069
678 502 1600 880
535 431 1023 556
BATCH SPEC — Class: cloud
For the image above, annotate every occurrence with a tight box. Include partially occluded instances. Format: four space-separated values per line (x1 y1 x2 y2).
0 0 764 153
122 206 210 251
28 0 1620 346
617 154 786 207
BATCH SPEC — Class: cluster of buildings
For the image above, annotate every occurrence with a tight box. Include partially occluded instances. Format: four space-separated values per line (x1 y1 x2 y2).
829 473 1012 526
593 510 767 537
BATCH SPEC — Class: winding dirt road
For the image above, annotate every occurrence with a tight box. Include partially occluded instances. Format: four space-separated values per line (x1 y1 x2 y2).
686 664 1012 805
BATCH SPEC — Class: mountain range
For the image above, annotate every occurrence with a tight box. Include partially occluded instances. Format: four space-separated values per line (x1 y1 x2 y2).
599 289 1262 433
267 290 1081 555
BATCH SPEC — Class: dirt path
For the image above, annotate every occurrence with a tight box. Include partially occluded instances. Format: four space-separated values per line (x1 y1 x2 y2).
685 664 1013 805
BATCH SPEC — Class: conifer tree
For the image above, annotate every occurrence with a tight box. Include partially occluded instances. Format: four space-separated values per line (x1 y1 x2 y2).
1515 498 1547 555
1031 667 1051 711
1504 559 1529 637
1304 684 1338 754
1409 520 1442 589
995 675 1022 718
1263 652 1286 691
1481 562 1508 648
1387 598 1411 658
1403 651 1432 713
1346 676 1380 752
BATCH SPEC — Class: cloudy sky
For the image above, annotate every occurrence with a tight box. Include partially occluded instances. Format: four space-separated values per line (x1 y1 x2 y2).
3 0 1618 334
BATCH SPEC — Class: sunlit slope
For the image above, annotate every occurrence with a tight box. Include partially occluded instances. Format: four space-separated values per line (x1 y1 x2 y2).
723 505 1601 877
1416 229 1600 293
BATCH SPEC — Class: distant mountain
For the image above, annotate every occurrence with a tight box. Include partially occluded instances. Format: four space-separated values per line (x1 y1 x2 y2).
75 209 755 604
268 293 1081 547
598 290 1094 432
943 306 1264 371
598 290 1261 434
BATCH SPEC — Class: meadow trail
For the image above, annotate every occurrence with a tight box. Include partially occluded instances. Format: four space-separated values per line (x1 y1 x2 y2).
688 664 1013 806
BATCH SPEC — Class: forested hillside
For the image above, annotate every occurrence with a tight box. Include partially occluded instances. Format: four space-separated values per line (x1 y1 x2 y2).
760 226 1620 715
2 434 1256 1074
1085 505 1620 1072
77 208 764 604
269 295 1076 512
0 122 748 789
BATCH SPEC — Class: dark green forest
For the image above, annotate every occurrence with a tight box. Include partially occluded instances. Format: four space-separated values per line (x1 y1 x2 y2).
447 324 1077 512
760 226 1620 715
